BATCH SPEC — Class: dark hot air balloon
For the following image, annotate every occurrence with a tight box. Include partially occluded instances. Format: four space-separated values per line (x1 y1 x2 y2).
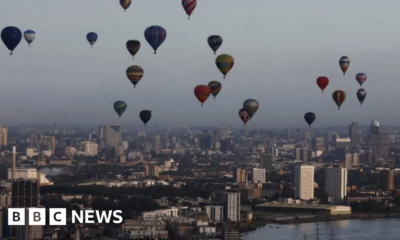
86 32 98 48
194 85 211 106
208 35 222 55
332 90 346 110
239 108 249 126
216 54 234 78
355 73 367 87
1 26 22 55
23 30 36 46
120 0 131 12
140 110 152 126
339 56 350 76
126 65 144 88
144 26 167 54
316 76 329 93
182 0 197 20
208 81 222 99
243 99 259 119
113 101 127 118
304 112 316 127
126 40 140 59
357 88 367 106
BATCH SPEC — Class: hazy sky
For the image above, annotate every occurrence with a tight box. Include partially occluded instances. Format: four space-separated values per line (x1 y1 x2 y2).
0 0 399 129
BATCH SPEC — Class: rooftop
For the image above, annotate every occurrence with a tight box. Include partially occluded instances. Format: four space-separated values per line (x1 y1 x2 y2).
255 202 350 210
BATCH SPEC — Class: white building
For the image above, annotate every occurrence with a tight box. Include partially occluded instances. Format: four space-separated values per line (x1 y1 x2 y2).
326 166 348 205
121 219 168 239
79 141 98 156
7 168 53 186
227 192 240 222
294 165 314 200
252 168 266 183
205 206 224 222
141 207 179 219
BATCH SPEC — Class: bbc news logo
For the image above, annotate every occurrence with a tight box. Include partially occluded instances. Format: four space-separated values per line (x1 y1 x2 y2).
8 208 123 226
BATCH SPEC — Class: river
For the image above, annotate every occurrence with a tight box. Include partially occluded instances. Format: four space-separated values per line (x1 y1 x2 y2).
244 219 400 240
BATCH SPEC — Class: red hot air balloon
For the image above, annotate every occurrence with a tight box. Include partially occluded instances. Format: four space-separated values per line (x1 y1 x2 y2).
316 76 329 93
332 90 346 110
239 108 249 126
182 0 197 20
194 85 211 106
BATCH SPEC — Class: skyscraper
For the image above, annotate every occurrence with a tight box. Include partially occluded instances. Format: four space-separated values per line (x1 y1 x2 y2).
369 119 390 158
252 168 266 183
232 167 246 183
0 126 7 149
325 166 347 205
349 122 359 149
260 154 272 173
380 170 395 191
226 191 240 222
98 125 122 149
152 135 161 152
294 165 314 200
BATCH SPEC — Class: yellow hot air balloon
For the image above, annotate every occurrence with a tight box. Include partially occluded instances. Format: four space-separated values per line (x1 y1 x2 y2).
216 54 234 79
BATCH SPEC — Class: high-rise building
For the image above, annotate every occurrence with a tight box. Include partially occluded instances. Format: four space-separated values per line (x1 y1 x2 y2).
380 170 395 191
226 191 240 222
79 141 98 156
260 154 272 173
252 168 266 183
0 126 7 149
349 122 359 149
30 131 38 147
294 165 314 200
295 148 309 161
98 125 122 149
369 119 390 158
146 164 161 178
325 166 348 205
312 137 325 151
152 135 161 152
220 123 231 140
205 206 224 222
327 131 339 143
232 167 246 183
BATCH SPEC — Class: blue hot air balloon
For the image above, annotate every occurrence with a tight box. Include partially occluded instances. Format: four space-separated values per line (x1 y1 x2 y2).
113 101 127 118
86 32 98 48
1 26 22 55
24 30 36 46
144 26 167 54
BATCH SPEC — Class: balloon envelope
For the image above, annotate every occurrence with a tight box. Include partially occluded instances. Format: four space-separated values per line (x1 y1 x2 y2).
113 101 127 118
194 85 211 106
332 90 346 110
120 0 131 11
216 54 234 78
144 26 167 54
239 108 249 126
86 32 98 46
23 30 36 46
140 110 152 126
126 65 144 88
208 35 223 55
355 73 367 87
126 40 140 58
1 26 22 55
316 76 329 92
243 99 259 119
304 112 316 127
208 81 222 99
182 0 197 19
357 88 367 106
339 56 350 76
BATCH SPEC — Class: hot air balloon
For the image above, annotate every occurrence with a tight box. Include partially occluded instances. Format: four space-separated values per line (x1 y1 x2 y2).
357 88 367 106
86 32 98 48
113 101 127 118
208 81 222 99
194 85 211 106
239 108 249 126
23 30 35 46
355 73 367 87
126 40 140 59
216 54 234 79
332 90 346 110
1 26 22 55
120 0 131 12
208 35 223 55
243 99 259 119
182 0 197 20
304 112 316 127
144 26 167 54
316 76 329 93
140 110 152 126
126 65 144 88
339 56 350 76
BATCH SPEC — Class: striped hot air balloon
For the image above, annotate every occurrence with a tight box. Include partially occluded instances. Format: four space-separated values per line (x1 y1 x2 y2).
144 26 167 54
126 65 144 88
194 85 211 106
339 56 350 76
216 54 234 79
113 101 127 118
23 30 36 46
332 90 346 110
208 81 222 99
182 0 197 20
355 73 367 87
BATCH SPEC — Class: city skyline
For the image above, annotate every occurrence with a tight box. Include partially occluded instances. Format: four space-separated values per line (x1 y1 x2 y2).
1 1 399 128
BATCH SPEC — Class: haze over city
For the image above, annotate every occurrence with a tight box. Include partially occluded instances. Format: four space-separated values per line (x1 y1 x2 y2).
1 0 399 128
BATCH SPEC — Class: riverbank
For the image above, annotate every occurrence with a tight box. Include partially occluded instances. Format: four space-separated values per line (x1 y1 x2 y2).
238 212 400 233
